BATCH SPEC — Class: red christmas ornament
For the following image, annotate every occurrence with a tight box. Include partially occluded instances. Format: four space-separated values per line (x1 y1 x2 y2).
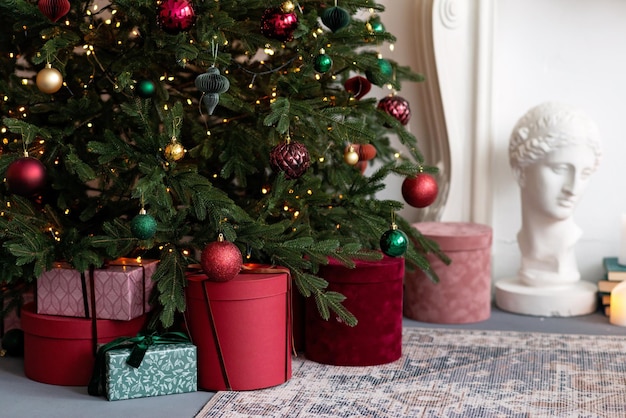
200 234 243 282
377 95 411 126
354 143 377 161
38 0 71 22
344 76 371 100
260 7 299 42
402 173 438 208
270 140 310 179
6 156 46 197
157 0 196 34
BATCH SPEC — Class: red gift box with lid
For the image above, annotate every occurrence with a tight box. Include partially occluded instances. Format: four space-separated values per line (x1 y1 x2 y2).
185 268 292 391
404 222 493 324
305 254 405 366
21 302 146 386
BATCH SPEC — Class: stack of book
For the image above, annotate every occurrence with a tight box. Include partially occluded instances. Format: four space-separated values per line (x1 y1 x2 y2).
597 257 626 316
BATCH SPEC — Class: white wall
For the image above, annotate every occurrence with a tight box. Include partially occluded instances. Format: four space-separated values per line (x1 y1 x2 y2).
491 0 626 283
379 0 626 284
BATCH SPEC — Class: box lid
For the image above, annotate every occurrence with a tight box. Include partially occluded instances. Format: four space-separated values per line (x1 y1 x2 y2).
319 254 405 284
21 302 146 340
415 222 492 251
186 270 288 301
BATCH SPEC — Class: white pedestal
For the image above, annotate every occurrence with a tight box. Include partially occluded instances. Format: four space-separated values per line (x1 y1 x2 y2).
495 278 597 317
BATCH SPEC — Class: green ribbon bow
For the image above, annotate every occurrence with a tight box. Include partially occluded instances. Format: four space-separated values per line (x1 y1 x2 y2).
88 331 190 396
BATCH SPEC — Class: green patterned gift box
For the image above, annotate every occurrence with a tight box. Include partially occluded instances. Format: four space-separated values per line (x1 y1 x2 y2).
105 343 197 401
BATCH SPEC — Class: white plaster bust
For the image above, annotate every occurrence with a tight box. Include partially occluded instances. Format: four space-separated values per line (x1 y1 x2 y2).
509 101 602 288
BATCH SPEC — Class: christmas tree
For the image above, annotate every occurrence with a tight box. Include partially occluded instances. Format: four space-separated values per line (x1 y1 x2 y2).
0 0 444 328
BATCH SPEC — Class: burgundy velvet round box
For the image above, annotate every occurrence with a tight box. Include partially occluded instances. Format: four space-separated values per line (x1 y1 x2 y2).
305 255 404 366
185 270 292 391
21 302 146 386
404 222 492 324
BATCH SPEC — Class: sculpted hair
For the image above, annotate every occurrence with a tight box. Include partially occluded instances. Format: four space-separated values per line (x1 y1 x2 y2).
509 102 602 185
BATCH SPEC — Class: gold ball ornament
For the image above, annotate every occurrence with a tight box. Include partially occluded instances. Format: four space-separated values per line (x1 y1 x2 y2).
165 141 185 161
281 1 295 13
36 64 63 94
343 146 359 166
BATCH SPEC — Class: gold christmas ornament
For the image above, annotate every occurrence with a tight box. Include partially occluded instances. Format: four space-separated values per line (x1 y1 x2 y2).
281 1 295 13
165 139 185 161
36 63 63 94
343 145 359 166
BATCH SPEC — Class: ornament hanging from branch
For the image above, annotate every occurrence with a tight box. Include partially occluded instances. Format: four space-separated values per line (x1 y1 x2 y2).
380 214 408 257
136 79 156 99
270 135 311 179
130 207 157 240
366 14 385 34
378 94 411 126
6 151 46 197
157 0 196 35
164 136 185 162
313 48 333 73
201 233 243 282
260 6 299 42
36 63 63 94
365 55 393 87
321 3 351 33
343 145 359 166
344 76 371 100
38 0 71 23
195 67 229 115
401 172 438 208
195 40 230 116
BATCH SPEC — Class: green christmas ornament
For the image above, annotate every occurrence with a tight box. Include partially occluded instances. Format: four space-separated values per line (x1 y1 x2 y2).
321 6 351 32
130 209 157 240
136 79 156 98
1 328 24 357
380 223 408 257
365 58 393 86
366 16 385 34
314 49 333 73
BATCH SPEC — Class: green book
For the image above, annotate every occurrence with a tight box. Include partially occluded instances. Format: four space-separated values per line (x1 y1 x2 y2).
602 257 626 281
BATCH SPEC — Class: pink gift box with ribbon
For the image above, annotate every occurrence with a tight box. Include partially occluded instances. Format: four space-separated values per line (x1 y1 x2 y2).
37 259 157 321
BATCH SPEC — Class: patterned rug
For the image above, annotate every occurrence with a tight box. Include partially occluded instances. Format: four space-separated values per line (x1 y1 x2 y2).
195 327 626 417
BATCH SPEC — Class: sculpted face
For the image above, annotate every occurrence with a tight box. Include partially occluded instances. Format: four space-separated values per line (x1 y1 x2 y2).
521 143 596 220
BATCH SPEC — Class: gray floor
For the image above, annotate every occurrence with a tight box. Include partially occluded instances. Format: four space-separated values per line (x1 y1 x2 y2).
1 304 625 418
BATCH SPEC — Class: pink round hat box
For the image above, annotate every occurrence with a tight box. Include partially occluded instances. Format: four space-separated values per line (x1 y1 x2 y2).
404 222 492 324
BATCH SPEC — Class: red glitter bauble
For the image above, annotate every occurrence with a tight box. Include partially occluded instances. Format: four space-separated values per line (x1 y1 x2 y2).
157 0 196 35
260 7 299 42
270 141 310 179
344 76 371 100
402 173 438 208
200 237 243 282
6 157 46 197
377 95 411 126
38 0 71 22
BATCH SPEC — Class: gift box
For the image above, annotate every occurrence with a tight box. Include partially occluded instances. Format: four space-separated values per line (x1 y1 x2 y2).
305 254 404 366
104 342 197 401
404 222 493 324
185 268 291 391
21 302 147 386
37 259 157 320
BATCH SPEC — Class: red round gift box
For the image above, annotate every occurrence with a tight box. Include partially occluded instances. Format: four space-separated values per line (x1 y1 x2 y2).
185 270 292 391
21 302 146 386
404 222 493 324
305 255 405 366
